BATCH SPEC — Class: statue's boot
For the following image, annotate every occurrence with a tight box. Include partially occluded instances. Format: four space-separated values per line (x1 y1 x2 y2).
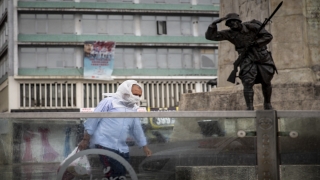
263 86 273 110
244 90 254 110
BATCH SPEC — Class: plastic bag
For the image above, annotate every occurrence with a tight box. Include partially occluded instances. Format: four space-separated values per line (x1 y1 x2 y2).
58 147 91 178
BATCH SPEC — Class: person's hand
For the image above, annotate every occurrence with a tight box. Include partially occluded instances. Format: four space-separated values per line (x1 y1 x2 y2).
143 146 152 157
212 17 227 24
78 139 89 151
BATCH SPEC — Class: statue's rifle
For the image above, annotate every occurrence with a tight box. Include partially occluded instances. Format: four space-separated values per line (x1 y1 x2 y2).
227 1 283 83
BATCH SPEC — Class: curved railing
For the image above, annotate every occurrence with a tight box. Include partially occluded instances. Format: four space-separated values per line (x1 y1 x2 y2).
56 149 138 180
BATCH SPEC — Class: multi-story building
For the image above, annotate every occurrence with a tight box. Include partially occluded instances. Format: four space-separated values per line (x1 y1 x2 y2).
0 0 219 113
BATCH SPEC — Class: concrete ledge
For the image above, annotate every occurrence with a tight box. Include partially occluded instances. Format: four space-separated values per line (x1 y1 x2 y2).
18 34 218 47
176 165 320 180
179 82 320 111
18 68 217 77
17 1 219 13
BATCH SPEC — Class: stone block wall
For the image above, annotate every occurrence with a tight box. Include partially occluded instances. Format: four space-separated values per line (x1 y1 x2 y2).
179 82 320 111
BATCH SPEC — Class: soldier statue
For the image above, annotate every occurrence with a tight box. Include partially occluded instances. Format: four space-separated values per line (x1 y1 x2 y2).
205 13 277 110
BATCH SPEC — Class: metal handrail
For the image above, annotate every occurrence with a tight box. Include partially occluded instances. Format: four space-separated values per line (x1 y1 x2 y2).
0 111 256 119
0 110 319 119
57 149 138 180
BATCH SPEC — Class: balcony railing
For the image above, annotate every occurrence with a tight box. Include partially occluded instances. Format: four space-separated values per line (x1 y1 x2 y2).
19 80 215 109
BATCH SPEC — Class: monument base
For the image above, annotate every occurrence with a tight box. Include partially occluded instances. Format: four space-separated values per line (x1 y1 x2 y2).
179 69 320 111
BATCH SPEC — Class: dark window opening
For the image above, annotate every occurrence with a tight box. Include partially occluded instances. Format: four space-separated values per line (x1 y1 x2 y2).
157 21 167 35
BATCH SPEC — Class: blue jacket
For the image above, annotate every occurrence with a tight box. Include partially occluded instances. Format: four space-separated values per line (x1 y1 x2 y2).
84 96 147 153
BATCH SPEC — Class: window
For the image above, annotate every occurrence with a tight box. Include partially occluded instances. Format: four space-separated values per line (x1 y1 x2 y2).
167 0 180 3
183 49 193 68
37 48 47 68
0 23 8 47
47 48 63 68
168 49 182 68
64 48 75 67
123 16 134 34
20 14 74 34
141 0 189 3
19 48 76 69
36 14 47 34
114 48 124 69
62 15 74 34
212 0 220 4
141 48 192 69
198 0 217 5
141 16 157 36
142 16 192 36
97 15 108 34
108 0 133 2
107 15 123 35
124 48 135 69
48 14 62 34
82 15 134 35
142 49 157 68
198 17 215 36
200 49 218 69
113 48 135 69
82 15 97 34
201 55 216 68
20 48 36 68
157 21 167 35
181 17 191 35
157 49 167 68
140 0 155 3
167 16 181 36
0 55 7 78
19 14 36 34
180 0 190 3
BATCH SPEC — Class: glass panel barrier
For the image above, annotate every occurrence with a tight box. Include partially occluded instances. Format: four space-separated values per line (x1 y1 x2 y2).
278 117 320 165
131 117 256 180
0 112 257 180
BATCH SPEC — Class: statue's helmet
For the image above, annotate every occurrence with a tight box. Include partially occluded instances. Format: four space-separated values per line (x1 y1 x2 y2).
225 13 242 26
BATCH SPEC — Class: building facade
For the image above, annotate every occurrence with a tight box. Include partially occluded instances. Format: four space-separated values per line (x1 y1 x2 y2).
0 0 219 113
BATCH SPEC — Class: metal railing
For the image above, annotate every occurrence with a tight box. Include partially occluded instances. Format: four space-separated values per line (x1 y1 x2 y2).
19 80 214 109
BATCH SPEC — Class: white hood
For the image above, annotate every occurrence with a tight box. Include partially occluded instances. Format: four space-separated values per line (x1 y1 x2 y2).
113 80 142 108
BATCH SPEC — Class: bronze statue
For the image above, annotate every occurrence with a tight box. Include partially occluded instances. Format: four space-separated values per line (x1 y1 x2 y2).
205 13 278 110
